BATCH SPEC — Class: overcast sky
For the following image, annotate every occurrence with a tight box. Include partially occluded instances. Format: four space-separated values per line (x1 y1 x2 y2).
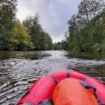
16 0 81 42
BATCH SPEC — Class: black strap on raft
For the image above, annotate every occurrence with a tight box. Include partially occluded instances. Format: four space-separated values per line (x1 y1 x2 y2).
18 102 33 105
50 70 71 84
66 70 70 78
80 81 103 105
50 76 58 85
38 99 53 105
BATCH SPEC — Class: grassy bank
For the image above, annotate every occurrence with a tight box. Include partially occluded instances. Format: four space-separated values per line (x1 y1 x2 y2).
67 52 105 60
96 64 105 82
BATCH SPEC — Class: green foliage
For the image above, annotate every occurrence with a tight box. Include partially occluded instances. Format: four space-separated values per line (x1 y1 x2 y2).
67 0 105 54
54 40 68 50
0 0 17 50
0 0 53 51
23 15 53 50
9 21 34 50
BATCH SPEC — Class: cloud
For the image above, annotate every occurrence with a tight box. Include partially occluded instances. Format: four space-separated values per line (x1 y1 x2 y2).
16 0 81 42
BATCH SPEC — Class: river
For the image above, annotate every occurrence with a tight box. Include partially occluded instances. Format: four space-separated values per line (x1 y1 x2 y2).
0 50 105 105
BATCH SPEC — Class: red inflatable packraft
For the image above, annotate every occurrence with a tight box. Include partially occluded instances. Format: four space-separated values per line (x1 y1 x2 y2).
16 70 105 105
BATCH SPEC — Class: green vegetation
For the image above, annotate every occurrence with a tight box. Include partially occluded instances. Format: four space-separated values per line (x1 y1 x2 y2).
23 15 53 50
9 20 34 50
1 0 105 53
0 0 17 50
66 0 105 55
54 40 68 50
0 0 53 51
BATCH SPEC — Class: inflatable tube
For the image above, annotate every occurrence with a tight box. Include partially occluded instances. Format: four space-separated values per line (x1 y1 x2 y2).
16 76 56 105
85 78 105 104
16 70 105 105
50 70 88 82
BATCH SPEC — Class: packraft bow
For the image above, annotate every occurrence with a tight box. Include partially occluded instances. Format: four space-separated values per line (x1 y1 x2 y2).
16 70 105 105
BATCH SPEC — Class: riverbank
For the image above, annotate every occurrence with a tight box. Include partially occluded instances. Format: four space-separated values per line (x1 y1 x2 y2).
96 64 105 82
69 64 105 83
67 52 105 60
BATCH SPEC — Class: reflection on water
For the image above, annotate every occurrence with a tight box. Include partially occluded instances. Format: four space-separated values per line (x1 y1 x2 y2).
0 51 105 105
0 51 50 60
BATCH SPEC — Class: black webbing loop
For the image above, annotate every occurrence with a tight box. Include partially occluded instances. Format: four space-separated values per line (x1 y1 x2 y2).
80 81 102 105
66 70 70 78
50 76 58 85
38 99 53 105
18 102 33 105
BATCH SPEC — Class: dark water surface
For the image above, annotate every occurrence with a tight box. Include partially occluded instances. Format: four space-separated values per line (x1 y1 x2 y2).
0 51 105 105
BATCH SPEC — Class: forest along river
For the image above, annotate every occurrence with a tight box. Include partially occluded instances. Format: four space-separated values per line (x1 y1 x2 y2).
0 51 105 105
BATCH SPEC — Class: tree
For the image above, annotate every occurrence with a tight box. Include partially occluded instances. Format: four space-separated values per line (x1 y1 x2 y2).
9 20 34 50
78 0 104 22
68 15 83 52
0 0 17 50
78 0 90 22
23 15 53 50
23 14 43 49
44 32 53 50
66 0 105 53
